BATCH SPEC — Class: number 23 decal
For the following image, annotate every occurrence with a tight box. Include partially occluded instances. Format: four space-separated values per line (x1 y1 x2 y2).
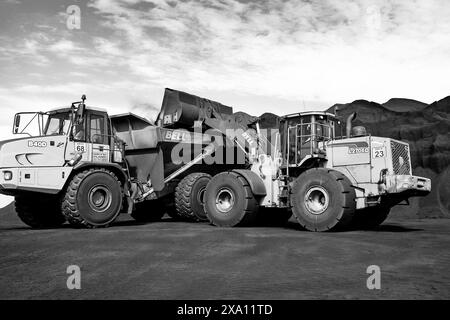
372 147 385 158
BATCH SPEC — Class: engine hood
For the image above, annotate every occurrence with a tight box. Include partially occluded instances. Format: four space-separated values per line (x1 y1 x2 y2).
0 136 31 150
0 135 68 168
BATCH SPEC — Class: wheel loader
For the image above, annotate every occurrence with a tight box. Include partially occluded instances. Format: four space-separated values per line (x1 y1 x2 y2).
0 89 431 231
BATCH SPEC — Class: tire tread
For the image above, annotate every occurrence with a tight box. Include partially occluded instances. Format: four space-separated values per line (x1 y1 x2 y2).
61 168 121 228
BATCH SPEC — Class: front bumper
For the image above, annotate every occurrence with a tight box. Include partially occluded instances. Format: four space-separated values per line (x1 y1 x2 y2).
0 168 19 195
385 174 431 196
0 167 71 196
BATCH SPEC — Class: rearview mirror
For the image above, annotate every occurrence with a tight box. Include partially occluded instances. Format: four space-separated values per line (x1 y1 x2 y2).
13 114 20 134
76 104 85 123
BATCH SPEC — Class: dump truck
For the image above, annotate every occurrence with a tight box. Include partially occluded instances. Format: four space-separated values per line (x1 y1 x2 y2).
0 89 431 231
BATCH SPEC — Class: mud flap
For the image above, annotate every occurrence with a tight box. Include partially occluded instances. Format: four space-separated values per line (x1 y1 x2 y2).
231 169 266 197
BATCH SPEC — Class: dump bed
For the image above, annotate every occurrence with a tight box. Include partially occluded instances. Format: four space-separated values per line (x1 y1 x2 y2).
110 113 159 149
110 113 165 191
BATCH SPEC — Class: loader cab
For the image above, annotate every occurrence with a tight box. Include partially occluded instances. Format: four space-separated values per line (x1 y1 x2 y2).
282 112 340 167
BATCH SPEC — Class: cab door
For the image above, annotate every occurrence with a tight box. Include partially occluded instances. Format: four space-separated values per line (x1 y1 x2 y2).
88 112 111 163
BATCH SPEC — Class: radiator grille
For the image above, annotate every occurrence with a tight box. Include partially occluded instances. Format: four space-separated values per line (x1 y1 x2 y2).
391 140 411 175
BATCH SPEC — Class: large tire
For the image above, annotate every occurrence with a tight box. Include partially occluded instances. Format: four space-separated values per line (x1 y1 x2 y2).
61 168 122 228
131 200 165 222
175 172 211 221
204 171 259 227
290 168 356 232
15 194 66 228
352 206 390 230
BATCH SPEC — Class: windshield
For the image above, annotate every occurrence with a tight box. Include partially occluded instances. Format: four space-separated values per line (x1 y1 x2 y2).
315 116 332 140
43 112 72 136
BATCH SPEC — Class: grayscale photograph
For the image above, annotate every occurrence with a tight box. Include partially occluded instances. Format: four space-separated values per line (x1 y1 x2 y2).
0 0 449 305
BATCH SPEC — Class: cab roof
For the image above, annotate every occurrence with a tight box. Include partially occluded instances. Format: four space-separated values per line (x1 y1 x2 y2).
47 105 108 114
282 111 337 119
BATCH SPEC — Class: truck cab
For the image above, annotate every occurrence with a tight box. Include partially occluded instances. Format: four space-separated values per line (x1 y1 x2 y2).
1 103 122 189
66 107 117 164
0 97 131 228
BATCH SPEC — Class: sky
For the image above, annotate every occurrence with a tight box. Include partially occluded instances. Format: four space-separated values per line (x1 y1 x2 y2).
1 0 450 207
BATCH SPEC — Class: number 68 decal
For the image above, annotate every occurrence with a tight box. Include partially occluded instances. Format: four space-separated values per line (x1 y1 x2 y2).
75 143 86 153
372 147 385 158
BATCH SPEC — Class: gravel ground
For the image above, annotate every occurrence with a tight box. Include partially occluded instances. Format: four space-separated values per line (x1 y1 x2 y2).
0 205 449 300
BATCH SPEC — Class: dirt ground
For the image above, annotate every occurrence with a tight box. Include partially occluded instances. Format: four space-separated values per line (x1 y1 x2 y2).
0 204 449 300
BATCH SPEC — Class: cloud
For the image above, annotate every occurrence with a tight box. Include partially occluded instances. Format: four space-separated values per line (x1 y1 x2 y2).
85 0 450 105
0 35 50 66
1 0 450 122
48 39 78 54
92 37 123 56
4 0 21 4
129 102 160 122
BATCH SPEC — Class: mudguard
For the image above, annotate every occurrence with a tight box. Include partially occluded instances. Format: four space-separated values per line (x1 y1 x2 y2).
74 162 128 183
232 169 267 197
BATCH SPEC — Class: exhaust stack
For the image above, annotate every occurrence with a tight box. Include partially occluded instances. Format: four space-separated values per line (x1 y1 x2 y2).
346 112 357 138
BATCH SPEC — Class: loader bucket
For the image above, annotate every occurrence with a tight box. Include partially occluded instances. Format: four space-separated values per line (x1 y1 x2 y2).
157 88 233 128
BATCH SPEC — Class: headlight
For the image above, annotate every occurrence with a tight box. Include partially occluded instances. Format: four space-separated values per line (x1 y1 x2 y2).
402 182 412 189
4 171 12 181
68 153 83 167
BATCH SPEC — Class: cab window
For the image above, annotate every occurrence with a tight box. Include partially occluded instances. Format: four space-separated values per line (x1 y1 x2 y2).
315 116 332 140
89 113 108 144
44 113 71 136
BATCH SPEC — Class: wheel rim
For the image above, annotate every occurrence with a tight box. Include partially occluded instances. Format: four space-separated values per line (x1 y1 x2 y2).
197 186 206 205
88 185 113 213
304 186 329 215
215 188 234 213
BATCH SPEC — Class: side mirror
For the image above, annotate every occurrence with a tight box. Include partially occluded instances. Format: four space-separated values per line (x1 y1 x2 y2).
76 94 87 124
76 104 85 123
13 114 21 134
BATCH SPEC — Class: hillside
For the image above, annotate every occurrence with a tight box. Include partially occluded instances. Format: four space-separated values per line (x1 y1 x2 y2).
0 202 16 222
327 97 450 218
382 98 428 113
